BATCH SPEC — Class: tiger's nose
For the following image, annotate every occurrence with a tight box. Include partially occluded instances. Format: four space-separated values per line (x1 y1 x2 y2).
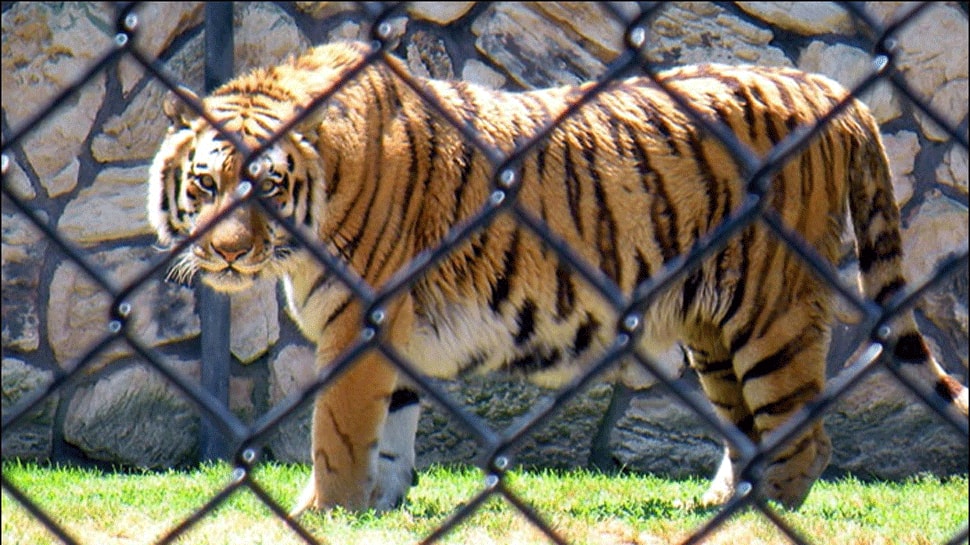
212 243 249 263
210 228 252 264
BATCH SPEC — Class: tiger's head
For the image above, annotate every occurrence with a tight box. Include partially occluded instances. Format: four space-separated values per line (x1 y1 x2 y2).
147 87 325 293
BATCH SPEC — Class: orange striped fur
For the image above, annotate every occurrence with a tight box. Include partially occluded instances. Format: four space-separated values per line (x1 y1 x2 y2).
148 42 967 513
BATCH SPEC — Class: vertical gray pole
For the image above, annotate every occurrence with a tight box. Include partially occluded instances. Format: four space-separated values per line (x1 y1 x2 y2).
199 2 234 463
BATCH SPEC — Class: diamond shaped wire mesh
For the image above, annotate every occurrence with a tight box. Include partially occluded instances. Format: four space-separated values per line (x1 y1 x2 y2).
1 2 967 545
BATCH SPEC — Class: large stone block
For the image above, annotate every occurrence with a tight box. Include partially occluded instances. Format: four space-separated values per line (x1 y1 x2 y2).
2 3 111 198
736 2 855 36
639 2 789 66
1 358 58 460
265 344 315 463
47 246 199 368
63 359 201 468
1 212 48 353
57 166 156 246
471 3 610 88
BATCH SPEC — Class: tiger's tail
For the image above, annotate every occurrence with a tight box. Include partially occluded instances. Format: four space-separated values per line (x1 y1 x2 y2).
847 112 968 417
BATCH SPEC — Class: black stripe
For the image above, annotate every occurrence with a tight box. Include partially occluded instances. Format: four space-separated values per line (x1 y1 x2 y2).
302 174 315 227
624 122 680 263
488 231 519 312
327 92 384 256
171 163 188 230
389 389 420 412
563 143 584 237
299 272 330 310
763 100 784 146
451 142 476 224
735 84 761 143
571 314 600 356
326 154 342 201
337 86 387 264
322 295 354 329
893 332 929 363
590 157 621 284
681 267 703 317
858 231 901 274
752 382 821 418
555 262 576 320
457 351 489 378
398 116 420 215
634 249 653 288
507 348 562 374
534 137 548 184
686 132 723 232
248 113 277 135
357 75 403 274
741 330 814 384
736 413 756 438
728 320 755 355
872 276 906 306
693 357 733 375
767 433 813 466
747 85 773 142
513 299 537 346
407 102 438 246
629 91 680 157
160 163 175 213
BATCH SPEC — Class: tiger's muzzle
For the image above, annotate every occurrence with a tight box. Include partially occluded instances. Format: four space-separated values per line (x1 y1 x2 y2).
194 205 273 292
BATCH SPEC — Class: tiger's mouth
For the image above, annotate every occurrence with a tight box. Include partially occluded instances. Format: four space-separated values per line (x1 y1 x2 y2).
195 254 270 293
165 246 273 293
201 267 259 293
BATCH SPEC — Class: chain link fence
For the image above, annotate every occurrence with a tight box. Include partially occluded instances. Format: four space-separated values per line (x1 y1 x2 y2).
2 2 968 544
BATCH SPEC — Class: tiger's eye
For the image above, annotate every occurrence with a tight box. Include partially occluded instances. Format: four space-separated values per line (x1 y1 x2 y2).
259 179 277 196
197 174 216 191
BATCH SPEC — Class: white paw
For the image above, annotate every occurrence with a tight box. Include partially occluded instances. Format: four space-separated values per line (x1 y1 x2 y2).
370 454 417 510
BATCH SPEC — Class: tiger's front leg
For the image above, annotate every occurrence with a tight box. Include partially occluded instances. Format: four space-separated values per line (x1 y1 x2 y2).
290 298 416 515
290 352 398 514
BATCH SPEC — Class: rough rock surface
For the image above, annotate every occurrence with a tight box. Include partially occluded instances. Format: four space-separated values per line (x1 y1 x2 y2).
63 359 201 468
2 358 58 460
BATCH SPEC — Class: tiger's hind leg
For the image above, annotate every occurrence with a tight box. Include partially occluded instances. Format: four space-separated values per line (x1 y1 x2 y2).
686 344 757 507
370 387 421 510
732 310 832 509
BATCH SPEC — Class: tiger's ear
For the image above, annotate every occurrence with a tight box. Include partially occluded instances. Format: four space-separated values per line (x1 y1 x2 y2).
163 86 201 127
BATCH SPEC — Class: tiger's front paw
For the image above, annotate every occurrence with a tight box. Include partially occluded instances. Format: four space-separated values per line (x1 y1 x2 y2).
289 465 377 515
369 455 418 511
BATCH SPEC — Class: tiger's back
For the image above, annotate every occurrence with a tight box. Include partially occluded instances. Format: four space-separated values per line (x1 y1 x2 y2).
396 63 865 389
147 41 968 513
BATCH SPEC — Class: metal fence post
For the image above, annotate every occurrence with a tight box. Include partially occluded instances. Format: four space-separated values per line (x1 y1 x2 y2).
198 2 234 463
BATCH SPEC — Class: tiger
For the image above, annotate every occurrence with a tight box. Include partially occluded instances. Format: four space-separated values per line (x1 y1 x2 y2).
147 40 969 514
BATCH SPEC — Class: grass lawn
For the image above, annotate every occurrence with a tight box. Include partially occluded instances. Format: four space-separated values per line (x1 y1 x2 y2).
1 460 966 545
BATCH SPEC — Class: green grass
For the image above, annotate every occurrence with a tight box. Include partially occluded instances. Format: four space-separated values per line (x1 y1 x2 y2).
2 460 966 545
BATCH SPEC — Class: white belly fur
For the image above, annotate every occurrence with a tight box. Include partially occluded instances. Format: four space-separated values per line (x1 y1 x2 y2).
282 256 686 390
402 301 685 390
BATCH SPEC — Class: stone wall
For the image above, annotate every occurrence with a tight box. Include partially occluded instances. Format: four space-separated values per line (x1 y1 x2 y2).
2 2 967 481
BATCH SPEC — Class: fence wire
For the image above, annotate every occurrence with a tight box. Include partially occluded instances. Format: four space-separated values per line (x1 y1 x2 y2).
2 2 968 545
